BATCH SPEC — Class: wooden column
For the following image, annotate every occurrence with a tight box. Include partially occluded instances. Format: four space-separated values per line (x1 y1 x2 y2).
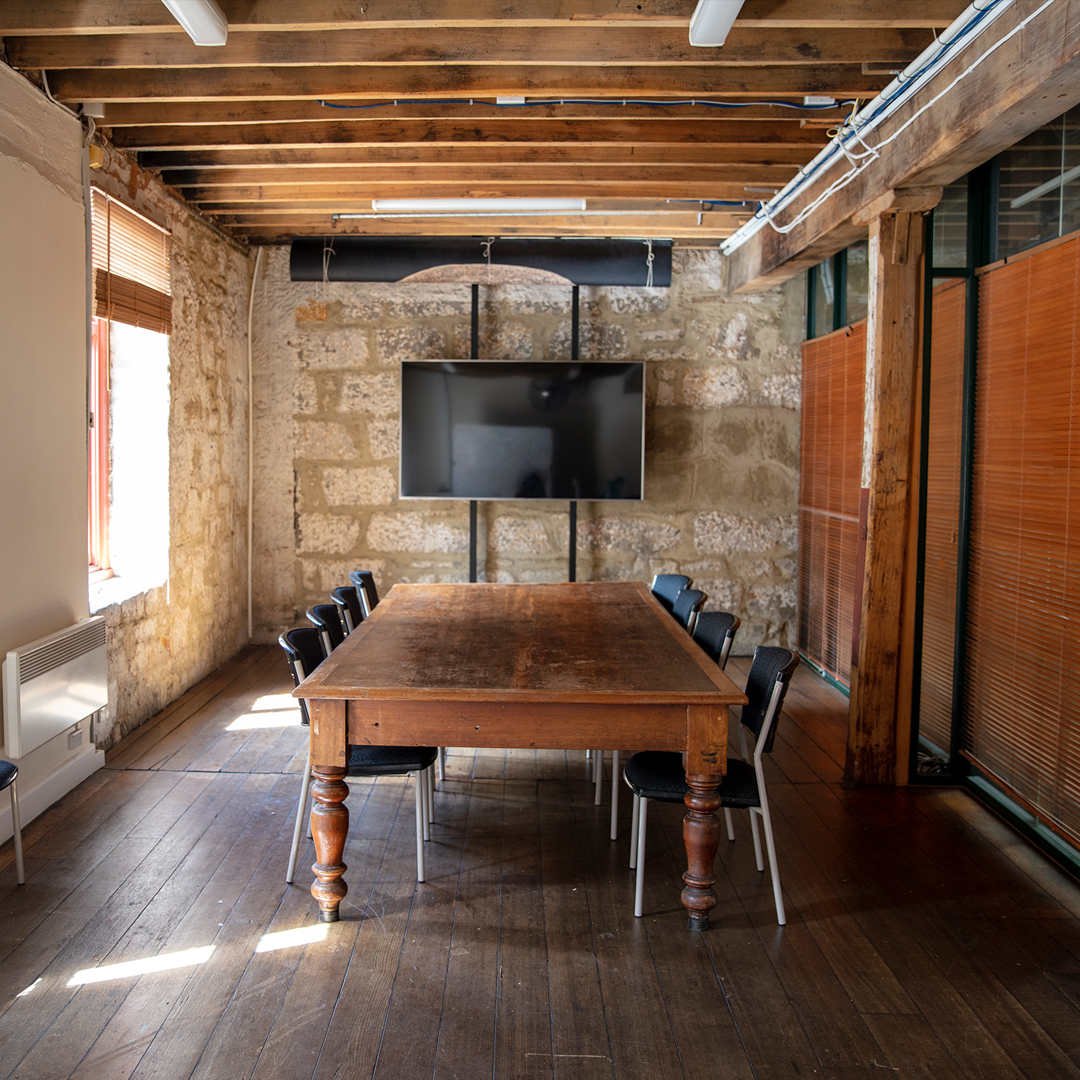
846 206 927 787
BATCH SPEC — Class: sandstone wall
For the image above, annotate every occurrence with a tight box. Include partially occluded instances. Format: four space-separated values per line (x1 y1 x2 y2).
252 247 803 652
91 159 253 747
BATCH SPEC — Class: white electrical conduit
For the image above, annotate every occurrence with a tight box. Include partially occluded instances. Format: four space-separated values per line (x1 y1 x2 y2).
721 0 1052 254
247 246 263 642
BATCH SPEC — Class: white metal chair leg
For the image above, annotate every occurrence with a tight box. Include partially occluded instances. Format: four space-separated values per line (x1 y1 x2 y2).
749 806 765 871
634 795 648 917
422 768 432 841
724 807 735 842
757 802 786 925
629 792 640 869
609 750 619 840
415 772 426 883
9 780 24 885
286 752 313 883
594 751 604 805
437 747 445 782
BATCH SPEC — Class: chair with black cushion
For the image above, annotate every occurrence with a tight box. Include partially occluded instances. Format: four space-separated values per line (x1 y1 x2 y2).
306 603 345 657
650 574 692 614
1 760 24 885
624 646 800 924
330 586 364 634
348 570 379 618
692 610 741 669
671 588 707 634
279 627 437 885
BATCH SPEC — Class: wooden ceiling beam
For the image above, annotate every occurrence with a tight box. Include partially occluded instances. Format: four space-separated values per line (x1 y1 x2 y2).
97 100 851 127
109 118 829 151
164 164 800 187
727 0 1080 293
182 180 767 202
47 64 890 103
142 145 816 170
145 144 818 171
7 27 932 68
0 1 969 35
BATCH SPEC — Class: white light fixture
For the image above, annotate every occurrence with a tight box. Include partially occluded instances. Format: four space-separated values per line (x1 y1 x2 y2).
688 0 745 47
159 0 228 46
370 198 586 213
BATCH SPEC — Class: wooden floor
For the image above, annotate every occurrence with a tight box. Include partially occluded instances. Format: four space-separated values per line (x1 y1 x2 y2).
1 646 1079 1080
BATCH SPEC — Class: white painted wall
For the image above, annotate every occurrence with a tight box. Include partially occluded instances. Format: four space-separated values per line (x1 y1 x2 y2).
0 65 100 811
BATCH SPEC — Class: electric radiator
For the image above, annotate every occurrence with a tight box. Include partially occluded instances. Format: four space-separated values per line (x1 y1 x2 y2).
2 617 109 759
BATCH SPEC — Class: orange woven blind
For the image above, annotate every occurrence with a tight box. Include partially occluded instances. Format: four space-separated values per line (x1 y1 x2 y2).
918 279 966 753
798 322 866 684
964 235 1080 845
90 188 172 334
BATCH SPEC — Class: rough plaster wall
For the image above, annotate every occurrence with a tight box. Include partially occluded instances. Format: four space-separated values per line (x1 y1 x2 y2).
252 247 803 651
91 158 253 747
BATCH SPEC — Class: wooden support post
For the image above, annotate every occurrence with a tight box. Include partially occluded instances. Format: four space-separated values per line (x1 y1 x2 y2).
846 209 926 787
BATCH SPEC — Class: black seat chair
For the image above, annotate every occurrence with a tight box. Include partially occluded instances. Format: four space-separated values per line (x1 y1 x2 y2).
348 570 379 618
1 760 24 885
278 627 437 885
650 574 692 614
330 585 364 634
624 646 800 924
692 610 741 668
671 588 707 633
306 603 345 657
600 609 740 843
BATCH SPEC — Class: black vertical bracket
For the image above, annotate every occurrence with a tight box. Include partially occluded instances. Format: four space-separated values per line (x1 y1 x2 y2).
469 283 480 583
569 285 580 582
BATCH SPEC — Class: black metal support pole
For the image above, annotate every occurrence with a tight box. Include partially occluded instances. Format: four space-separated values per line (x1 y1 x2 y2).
568 501 577 582
571 285 580 362
469 283 480 583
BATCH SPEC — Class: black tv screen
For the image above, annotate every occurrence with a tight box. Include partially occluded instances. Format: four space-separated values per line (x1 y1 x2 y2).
400 361 645 500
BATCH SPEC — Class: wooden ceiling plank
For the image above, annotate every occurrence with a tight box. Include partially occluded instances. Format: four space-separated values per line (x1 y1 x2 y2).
47 64 891 102
6 27 933 68
99 100 851 126
0 0 968 35
727 0 1080 293
110 118 829 150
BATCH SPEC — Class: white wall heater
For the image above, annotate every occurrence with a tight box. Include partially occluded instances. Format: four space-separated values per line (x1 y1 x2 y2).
3 617 109 759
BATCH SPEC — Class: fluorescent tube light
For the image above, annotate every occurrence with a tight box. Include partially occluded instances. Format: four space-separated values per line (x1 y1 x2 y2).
370 198 586 213
160 0 228 46
688 0 745 47
1010 162 1080 209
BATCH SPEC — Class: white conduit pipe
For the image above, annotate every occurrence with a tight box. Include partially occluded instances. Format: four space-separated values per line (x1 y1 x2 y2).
247 245 263 642
721 0 1034 254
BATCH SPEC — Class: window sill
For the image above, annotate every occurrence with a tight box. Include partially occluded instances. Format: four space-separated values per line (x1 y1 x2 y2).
90 572 167 613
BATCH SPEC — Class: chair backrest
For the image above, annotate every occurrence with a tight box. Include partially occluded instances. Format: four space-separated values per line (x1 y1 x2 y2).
740 646 800 754
692 610 741 669
671 588 706 630
650 573 692 613
348 570 379 617
307 603 345 656
278 626 325 726
330 585 363 633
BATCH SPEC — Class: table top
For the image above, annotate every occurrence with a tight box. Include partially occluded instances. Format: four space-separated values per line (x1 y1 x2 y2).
296 581 745 708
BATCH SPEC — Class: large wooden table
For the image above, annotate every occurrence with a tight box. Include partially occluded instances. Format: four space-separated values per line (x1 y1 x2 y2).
294 581 747 930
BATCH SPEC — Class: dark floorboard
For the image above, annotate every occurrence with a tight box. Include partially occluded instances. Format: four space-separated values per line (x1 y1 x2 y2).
0 646 1078 1079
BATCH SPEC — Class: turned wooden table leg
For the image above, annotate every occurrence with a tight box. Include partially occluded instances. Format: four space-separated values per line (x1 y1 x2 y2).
310 764 349 922
681 773 723 931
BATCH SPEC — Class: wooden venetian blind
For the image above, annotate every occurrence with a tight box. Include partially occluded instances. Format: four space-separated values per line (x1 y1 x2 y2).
798 321 866 685
964 234 1080 847
918 279 967 754
90 188 172 334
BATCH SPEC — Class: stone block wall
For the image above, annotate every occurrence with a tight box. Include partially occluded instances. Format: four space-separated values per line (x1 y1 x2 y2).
252 247 803 651
90 159 253 747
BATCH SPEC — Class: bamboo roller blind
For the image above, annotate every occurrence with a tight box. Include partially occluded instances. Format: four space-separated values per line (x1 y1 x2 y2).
919 279 967 754
965 235 1080 845
90 189 172 334
798 322 866 685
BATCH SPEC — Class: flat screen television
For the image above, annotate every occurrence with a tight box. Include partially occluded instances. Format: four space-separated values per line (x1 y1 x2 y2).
400 361 645 500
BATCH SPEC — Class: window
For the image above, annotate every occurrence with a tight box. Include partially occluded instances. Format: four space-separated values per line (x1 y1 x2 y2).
88 190 172 602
